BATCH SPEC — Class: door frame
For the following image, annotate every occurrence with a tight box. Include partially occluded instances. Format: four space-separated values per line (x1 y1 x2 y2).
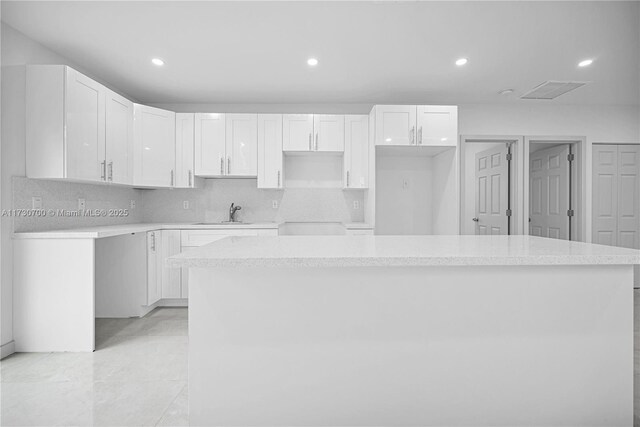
460 135 524 235
524 136 586 242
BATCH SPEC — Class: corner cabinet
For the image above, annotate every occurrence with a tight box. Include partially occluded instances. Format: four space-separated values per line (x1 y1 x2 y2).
257 114 284 189
133 104 176 187
344 115 369 189
374 105 457 147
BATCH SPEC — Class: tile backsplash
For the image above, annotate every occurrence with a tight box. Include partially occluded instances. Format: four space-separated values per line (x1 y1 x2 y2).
12 177 365 232
141 179 364 224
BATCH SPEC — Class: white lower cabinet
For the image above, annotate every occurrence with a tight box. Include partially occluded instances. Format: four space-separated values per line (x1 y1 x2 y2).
161 230 183 299
146 231 162 306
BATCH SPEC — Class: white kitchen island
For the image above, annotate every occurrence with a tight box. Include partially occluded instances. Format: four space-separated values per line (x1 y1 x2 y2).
169 235 640 427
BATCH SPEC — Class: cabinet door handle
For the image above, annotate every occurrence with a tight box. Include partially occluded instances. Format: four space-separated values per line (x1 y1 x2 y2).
220 157 224 175
472 218 479 222
101 160 106 180
418 126 423 145
308 133 312 151
410 126 415 145
170 169 174 186
277 170 281 188
346 171 350 187
188 170 192 187
227 157 231 175
315 133 318 151
108 161 113 181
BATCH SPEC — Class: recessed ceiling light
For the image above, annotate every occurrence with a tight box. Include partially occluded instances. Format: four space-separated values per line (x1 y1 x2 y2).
307 58 319 67
578 59 593 67
455 58 468 66
499 89 515 96
151 58 165 67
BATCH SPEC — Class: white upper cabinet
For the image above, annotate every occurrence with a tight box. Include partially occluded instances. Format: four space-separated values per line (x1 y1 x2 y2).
314 115 344 152
65 67 106 182
257 114 283 189
175 113 200 188
374 105 457 146
344 115 369 189
283 114 314 151
225 114 258 176
375 105 416 146
105 89 133 185
416 105 457 146
194 113 226 176
133 104 176 187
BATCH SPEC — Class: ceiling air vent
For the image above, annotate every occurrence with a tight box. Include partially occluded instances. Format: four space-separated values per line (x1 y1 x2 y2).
521 81 588 100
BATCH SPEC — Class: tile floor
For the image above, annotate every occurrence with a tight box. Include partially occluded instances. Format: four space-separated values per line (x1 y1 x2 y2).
1 294 640 426
1 307 188 426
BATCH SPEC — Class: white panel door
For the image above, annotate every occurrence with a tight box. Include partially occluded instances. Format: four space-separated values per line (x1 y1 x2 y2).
529 145 570 240
147 231 161 306
105 89 133 185
257 114 283 189
313 115 344 152
616 145 640 249
161 230 182 299
175 113 196 188
226 114 258 176
475 145 509 235
195 113 226 176
344 115 369 189
416 105 457 146
283 114 313 151
65 67 105 181
134 105 176 187
374 105 416 146
592 145 619 246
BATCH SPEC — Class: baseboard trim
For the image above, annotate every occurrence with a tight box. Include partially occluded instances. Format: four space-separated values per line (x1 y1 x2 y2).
155 298 188 308
1 340 16 359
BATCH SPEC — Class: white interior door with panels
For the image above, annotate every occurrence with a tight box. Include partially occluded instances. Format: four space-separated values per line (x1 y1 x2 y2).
593 144 640 248
474 145 509 235
344 115 369 189
133 104 176 187
195 113 226 176
225 114 258 176
257 114 283 189
105 90 133 185
529 144 570 239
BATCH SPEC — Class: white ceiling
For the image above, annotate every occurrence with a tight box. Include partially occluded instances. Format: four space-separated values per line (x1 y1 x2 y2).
2 1 639 106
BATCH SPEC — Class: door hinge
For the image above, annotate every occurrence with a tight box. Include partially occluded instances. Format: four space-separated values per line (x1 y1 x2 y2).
506 209 512 217
567 209 575 217
567 153 575 162
506 153 513 161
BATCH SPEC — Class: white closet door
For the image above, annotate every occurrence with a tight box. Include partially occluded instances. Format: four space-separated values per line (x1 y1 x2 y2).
592 145 619 246
475 145 509 235
529 144 570 240
616 145 640 249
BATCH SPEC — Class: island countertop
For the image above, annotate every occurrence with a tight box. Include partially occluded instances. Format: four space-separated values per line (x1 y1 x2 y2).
168 235 640 268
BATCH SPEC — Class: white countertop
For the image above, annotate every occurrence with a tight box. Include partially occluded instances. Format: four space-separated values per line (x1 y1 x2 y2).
168 235 640 268
12 222 281 239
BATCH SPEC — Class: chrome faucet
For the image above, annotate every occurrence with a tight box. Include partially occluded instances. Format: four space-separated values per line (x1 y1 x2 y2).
228 203 242 222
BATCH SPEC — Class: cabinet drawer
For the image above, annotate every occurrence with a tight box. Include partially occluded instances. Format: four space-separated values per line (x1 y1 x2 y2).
180 229 260 247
